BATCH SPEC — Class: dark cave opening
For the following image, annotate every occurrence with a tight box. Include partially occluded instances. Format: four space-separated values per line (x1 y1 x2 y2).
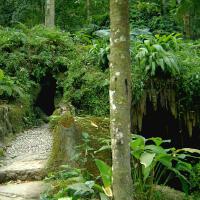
35 73 57 116
140 98 200 149
139 98 200 191
141 98 182 148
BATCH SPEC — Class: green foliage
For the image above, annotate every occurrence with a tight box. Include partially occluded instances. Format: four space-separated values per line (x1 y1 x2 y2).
130 0 180 34
95 159 112 189
42 165 93 200
0 25 109 116
0 25 75 80
63 33 109 116
0 25 76 108
176 40 200 108
130 135 200 194
63 66 109 116
136 39 179 77
190 162 200 191
72 132 95 166
42 165 109 200
0 69 25 101
131 33 200 114
0 0 109 32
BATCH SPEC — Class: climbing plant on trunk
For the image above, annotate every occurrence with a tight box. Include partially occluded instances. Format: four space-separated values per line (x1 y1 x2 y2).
109 0 134 200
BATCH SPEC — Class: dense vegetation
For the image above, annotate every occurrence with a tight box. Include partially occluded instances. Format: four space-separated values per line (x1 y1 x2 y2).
0 0 200 200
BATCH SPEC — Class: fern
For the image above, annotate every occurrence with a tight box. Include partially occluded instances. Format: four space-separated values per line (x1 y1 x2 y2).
0 71 25 100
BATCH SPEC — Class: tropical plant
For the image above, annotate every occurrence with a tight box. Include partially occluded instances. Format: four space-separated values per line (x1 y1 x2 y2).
42 165 95 200
95 159 112 199
135 36 180 77
88 38 109 70
130 135 200 194
73 132 95 166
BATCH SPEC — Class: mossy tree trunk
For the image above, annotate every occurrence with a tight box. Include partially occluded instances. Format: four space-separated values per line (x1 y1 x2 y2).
45 0 55 27
109 0 134 200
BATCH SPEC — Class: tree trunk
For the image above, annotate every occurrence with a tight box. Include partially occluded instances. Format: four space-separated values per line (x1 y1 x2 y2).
162 0 167 16
86 0 90 21
45 0 55 27
109 0 134 200
183 14 191 38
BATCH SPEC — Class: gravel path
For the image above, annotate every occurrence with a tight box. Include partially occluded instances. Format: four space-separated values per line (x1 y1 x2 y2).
5 124 52 163
0 124 53 199
0 124 53 183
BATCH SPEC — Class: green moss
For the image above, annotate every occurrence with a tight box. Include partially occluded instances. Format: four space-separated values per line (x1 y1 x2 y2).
0 102 32 143
0 148 4 157
8 105 24 133
48 110 81 170
48 113 111 177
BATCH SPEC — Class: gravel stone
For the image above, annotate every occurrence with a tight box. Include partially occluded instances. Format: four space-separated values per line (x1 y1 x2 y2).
0 124 53 183
5 124 52 163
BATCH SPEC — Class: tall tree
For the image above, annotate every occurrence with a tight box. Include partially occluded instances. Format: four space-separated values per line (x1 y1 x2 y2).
109 0 134 200
86 0 90 21
45 0 55 27
176 0 200 38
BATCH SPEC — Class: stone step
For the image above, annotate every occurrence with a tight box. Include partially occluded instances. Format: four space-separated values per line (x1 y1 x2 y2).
0 160 47 183
0 181 47 200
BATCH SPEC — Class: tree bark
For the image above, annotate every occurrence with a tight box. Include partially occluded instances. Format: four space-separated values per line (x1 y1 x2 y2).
109 0 134 200
162 0 167 16
183 14 191 38
86 0 90 21
45 0 55 27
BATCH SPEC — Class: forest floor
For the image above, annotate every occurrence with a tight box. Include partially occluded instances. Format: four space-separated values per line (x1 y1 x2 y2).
0 124 52 200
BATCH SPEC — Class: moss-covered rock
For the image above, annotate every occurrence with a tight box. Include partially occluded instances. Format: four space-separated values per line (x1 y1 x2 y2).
48 109 81 170
48 111 111 175
0 103 29 141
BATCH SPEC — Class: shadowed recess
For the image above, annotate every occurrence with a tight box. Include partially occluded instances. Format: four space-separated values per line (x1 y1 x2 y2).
35 74 57 116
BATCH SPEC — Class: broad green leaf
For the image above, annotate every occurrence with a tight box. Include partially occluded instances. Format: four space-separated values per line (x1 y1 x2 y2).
157 155 172 168
177 148 200 154
130 137 145 149
145 145 166 154
142 165 152 181
95 159 112 188
131 149 145 160
67 182 94 197
131 137 145 159
140 152 155 168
